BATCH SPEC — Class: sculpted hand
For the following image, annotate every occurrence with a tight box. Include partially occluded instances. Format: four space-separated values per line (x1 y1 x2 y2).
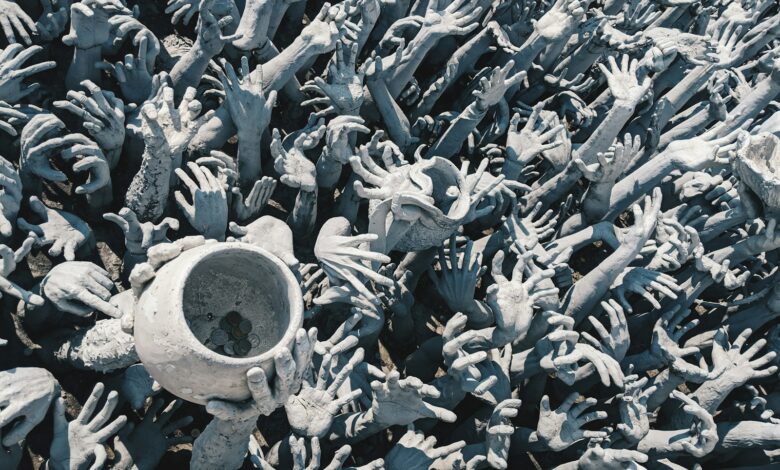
578 443 649 470
165 0 201 25
616 374 656 443
97 36 154 104
206 328 316 420
536 393 608 451
0 44 56 102
422 0 484 37
41 261 120 318
486 250 557 345
710 327 778 387
113 399 192 470
195 1 242 57
18 196 92 260
472 61 526 111
486 399 520 469
533 0 587 43
63 0 131 50
612 267 680 312
532 313 581 384
271 124 324 192
232 176 276 221
598 54 652 105
54 80 126 155
0 0 37 45
428 235 485 319
302 41 365 116
118 364 162 411
0 233 44 306
323 115 370 165
575 343 625 387
651 307 712 381
384 428 465 468
218 57 276 141
668 390 718 457
0 156 22 237
58 134 112 195
575 133 641 184
285 347 364 437
370 370 457 426
104 208 178 256
580 299 630 362
442 313 501 397
228 215 298 269
299 2 358 55
175 162 228 241
314 217 392 302
138 76 213 157
648 218 701 271
36 0 69 43
506 105 564 167
0 367 58 446
49 384 126 470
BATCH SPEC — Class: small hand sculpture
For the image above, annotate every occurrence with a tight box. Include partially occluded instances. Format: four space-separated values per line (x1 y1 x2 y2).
0 232 43 306
506 106 564 168
0 44 56 102
232 176 276 221
113 399 193 470
370 370 457 426
0 0 37 45
616 374 656 443
62 0 131 50
48 383 128 470
18 196 92 261
314 217 392 302
443 313 500 396
302 41 365 116
0 367 59 446
119 363 162 411
428 235 485 319
577 442 649 470
271 125 324 192
598 54 652 104
580 299 630 362
174 162 228 241
41 261 120 318
54 80 126 156
612 267 680 312
667 390 718 457
206 328 316 419
97 36 154 104
35 0 69 43
384 428 466 469
650 307 710 381
104 208 178 257
472 60 526 111
536 393 608 451
0 157 22 238
486 250 557 345
285 347 364 437
217 57 276 182
58 134 112 195
486 399 521 469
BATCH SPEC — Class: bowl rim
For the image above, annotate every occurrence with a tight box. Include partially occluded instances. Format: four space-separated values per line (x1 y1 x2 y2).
169 242 303 367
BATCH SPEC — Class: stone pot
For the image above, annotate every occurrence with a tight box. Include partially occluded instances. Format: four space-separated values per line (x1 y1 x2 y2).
133 242 303 404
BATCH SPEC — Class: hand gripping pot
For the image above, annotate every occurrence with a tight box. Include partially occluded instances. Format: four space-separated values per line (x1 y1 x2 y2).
133 242 303 404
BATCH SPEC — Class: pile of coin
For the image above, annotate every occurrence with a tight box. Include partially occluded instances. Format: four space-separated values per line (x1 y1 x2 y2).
208 311 260 357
